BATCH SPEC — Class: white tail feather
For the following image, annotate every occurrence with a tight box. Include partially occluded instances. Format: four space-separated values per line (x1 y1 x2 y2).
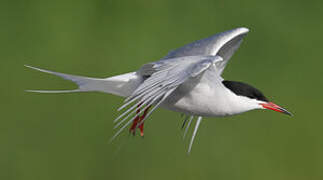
25 65 142 97
25 89 81 93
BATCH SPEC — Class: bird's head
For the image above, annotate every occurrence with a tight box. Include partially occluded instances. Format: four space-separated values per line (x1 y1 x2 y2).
222 80 292 116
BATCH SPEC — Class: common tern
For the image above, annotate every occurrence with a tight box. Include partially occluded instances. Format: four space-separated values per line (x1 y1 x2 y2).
26 27 292 153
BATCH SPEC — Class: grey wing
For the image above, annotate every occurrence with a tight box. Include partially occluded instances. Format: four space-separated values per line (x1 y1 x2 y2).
111 55 223 141
163 27 249 75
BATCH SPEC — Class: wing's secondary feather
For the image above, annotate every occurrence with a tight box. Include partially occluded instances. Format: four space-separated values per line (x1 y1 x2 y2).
112 55 223 141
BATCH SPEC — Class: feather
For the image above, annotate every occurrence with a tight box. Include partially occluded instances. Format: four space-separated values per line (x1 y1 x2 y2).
183 116 194 139
188 116 202 154
181 115 190 129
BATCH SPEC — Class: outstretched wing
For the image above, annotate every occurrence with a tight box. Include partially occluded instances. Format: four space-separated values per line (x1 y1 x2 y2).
111 55 223 140
163 27 249 75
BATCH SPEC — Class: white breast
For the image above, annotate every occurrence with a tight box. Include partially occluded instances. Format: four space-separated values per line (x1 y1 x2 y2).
162 75 259 117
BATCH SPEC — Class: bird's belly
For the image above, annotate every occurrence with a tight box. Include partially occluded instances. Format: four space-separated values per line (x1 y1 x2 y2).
162 82 235 117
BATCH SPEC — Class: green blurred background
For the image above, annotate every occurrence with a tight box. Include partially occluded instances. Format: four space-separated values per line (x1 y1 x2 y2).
1 0 323 179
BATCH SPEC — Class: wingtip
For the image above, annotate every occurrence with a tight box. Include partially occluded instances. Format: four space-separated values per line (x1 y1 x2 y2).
24 89 53 93
236 27 249 34
24 89 51 93
24 64 47 73
24 89 81 93
24 64 36 69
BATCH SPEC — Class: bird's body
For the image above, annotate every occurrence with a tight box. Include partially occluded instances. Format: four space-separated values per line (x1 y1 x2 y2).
26 27 291 153
162 71 254 117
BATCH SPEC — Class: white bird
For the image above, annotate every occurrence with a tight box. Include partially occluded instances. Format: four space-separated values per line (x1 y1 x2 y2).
26 27 292 153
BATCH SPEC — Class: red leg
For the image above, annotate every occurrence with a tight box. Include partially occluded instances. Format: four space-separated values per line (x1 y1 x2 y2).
138 106 151 137
129 105 141 135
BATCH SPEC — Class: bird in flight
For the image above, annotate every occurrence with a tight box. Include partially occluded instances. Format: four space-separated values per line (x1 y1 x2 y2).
26 27 292 153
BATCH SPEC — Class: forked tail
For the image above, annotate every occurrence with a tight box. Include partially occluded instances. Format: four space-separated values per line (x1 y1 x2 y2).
25 65 142 97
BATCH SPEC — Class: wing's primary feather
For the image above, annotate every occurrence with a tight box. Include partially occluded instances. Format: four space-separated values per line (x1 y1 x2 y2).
163 27 249 75
112 55 223 140
183 116 194 139
188 116 202 154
